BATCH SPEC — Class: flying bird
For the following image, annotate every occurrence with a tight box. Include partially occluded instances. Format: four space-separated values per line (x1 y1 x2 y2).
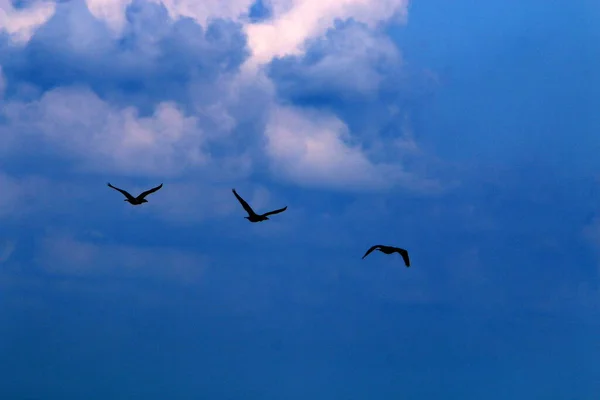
362 245 410 267
232 188 287 222
107 183 163 205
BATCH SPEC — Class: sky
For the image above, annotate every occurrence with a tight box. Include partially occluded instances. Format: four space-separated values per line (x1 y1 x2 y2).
0 0 599 398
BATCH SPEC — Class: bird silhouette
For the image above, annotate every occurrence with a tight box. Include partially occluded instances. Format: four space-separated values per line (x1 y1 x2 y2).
107 183 163 205
362 245 410 267
232 188 287 222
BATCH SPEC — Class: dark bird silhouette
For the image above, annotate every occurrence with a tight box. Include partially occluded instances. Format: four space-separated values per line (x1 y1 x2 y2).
362 245 410 267
232 188 287 222
107 183 163 205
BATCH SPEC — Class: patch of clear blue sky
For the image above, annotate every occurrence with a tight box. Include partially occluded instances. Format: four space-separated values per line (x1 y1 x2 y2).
248 0 272 23
388 0 600 171
0 0 599 399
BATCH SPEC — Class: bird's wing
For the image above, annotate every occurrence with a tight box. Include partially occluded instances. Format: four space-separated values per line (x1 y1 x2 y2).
362 245 381 259
138 183 163 199
396 248 411 267
262 206 287 217
107 183 135 201
232 189 256 216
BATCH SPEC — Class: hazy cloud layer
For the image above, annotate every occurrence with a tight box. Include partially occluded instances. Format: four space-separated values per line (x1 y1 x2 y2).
35 233 208 284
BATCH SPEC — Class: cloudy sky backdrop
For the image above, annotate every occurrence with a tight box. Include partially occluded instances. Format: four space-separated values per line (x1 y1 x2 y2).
1 0 599 398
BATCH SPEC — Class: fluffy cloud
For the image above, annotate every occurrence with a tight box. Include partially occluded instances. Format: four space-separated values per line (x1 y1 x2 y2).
244 0 408 67
79 0 408 68
264 105 442 191
268 21 403 98
0 0 443 194
1 2 248 108
0 0 56 44
1 87 207 176
84 0 133 35
265 105 395 189
85 0 256 36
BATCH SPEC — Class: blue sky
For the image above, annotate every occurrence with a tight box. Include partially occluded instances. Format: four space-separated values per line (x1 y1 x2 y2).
0 0 599 398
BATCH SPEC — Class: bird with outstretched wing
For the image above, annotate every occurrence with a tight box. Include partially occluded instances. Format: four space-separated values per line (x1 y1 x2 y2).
362 245 410 267
107 183 163 205
232 189 287 222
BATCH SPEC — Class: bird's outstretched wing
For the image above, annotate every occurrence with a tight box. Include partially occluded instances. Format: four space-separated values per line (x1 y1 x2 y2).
232 189 256 216
263 206 287 217
138 183 163 199
396 248 411 267
107 183 135 202
362 245 382 259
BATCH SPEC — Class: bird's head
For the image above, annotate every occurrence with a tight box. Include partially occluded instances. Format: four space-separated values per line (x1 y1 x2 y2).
141 199 148 203
263 216 269 220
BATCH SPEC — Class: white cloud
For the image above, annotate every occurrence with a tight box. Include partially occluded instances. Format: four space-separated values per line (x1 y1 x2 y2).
265 105 402 190
244 0 408 67
81 0 408 68
268 22 403 97
263 105 445 192
2 87 209 177
305 24 402 94
0 0 444 195
85 0 255 35
37 233 208 285
0 0 56 44
84 0 133 35
151 0 255 27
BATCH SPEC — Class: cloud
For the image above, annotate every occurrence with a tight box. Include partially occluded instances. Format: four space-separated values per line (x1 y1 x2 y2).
0 171 58 219
244 0 408 67
85 0 256 36
0 0 56 44
1 2 249 106
1 86 208 176
264 105 441 191
261 21 449 192
0 0 446 194
268 21 402 99
0 64 5 97
36 233 208 285
266 19 441 128
80 0 408 69
265 105 388 189
84 0 133 35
